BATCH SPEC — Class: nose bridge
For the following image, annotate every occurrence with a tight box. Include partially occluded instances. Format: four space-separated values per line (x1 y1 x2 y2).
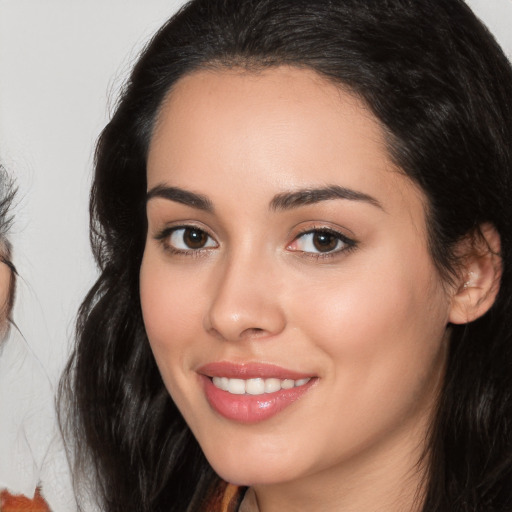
204 244 286 341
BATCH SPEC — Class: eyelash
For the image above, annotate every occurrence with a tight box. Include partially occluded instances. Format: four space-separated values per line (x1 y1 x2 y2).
288 227 357 260
154 225 357 259
155 225 218 257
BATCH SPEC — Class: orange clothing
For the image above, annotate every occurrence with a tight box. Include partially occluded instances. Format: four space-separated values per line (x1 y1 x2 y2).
0 489 50 512
205 482 245 512
220 484 244 511
1 483 241 512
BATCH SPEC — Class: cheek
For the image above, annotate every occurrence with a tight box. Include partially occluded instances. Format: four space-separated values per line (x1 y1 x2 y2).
296 254 441 338
139 251 206 375
290 248 449 424
305 274 442 355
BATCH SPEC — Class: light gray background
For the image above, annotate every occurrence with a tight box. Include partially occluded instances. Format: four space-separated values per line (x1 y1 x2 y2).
0 1 511 386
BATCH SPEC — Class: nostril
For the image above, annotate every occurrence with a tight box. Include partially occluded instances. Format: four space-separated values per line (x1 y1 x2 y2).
240 327 266 338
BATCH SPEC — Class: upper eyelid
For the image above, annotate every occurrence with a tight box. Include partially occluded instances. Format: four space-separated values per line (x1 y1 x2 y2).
292 229 355 246
154 222 216 239
297 227 346 237
292 224 357 242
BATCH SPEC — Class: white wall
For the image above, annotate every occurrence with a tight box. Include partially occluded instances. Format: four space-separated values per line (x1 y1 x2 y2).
0 1 188 382
0 0 511 385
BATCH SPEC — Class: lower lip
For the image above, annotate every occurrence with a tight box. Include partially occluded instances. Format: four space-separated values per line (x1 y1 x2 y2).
201 375 316 424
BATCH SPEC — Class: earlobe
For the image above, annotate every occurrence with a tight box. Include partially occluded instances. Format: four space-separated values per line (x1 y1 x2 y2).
449 223 502 325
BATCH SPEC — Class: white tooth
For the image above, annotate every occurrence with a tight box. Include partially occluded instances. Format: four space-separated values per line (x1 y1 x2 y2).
212 377 230 391
214 376 311 395
228 378 246 394
264 378 282 393
246 378 265 395
281 379 294 390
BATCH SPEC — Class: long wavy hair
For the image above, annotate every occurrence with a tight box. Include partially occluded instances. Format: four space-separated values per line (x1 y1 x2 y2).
61 1 512 510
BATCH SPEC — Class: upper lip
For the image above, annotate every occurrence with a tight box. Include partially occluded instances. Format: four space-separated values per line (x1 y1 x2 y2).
198 361 314 380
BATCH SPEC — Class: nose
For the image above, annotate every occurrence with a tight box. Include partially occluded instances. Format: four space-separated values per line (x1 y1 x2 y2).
204 251 286 342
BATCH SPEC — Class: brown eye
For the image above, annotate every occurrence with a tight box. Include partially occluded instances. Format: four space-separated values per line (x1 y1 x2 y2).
312 231 339 252
167 227 217 251
288 229 354 255
183 228 208 249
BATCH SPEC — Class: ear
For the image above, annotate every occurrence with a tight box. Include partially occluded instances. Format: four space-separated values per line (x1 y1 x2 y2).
449 223 502 325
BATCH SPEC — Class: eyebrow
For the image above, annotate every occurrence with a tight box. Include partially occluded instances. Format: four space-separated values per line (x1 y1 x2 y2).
146 185 214 212
146 183 383 213
270 185 384 211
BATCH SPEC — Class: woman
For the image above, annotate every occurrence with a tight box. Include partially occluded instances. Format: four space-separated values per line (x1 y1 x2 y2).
0 168 57 511
62 1 512 510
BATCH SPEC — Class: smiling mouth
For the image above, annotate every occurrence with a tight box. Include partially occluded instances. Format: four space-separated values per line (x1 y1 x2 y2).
199 362 317 422
211 376 311 395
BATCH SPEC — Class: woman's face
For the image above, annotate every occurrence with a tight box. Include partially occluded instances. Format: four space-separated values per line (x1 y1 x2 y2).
140 66 452 488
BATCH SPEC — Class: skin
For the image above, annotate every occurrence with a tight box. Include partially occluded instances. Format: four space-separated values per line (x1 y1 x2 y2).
0 251 12 333
140 66 456 512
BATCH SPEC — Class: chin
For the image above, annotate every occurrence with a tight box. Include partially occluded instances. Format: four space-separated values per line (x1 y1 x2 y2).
204 448 307 487
214 466 293 487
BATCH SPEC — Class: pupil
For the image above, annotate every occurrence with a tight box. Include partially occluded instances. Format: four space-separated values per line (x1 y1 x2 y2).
313 232 337 252
184 228 207 249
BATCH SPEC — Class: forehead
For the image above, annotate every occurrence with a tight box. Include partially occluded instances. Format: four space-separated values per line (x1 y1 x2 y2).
147 66 425 221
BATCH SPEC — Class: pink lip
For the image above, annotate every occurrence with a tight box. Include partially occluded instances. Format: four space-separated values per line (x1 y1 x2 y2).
198 361 312 380
198 362 317 424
